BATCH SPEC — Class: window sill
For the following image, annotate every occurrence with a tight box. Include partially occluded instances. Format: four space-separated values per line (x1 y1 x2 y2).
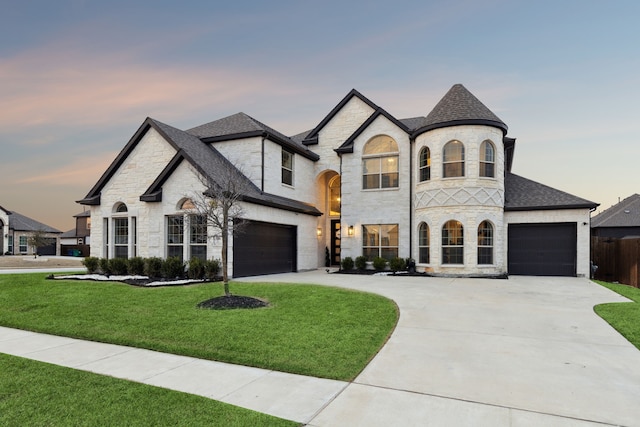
361 187 399 192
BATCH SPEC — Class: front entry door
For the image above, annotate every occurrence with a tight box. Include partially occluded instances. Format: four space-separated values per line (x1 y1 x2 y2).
331 220 341 266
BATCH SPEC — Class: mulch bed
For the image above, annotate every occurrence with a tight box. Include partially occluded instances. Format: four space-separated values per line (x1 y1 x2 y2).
197 295 269 310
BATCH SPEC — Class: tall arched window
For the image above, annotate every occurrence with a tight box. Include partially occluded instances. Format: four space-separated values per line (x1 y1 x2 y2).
418 147 430 182
442 220 464 264
477 220 494 264
480 140 495 178
418 222 430 263
362 135 399 189
443 140 464 178
113 203 129 258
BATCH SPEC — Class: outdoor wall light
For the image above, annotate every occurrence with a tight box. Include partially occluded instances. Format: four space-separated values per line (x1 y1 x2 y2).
317 227 322 237
348 225 354 237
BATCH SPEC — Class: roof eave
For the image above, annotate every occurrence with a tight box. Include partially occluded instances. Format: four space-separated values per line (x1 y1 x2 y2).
412 119 508 138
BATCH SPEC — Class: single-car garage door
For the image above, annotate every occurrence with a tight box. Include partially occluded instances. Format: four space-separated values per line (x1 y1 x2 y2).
233 220 297 278
508 223 576 276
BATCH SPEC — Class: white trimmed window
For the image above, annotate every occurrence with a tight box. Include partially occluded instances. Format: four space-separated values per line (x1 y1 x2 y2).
19 236 27 253
362 136 399 189
477 220 494 264
443 140 465 178
362 224 399 261
480 140 495 178
189 214 207 260
282 148 294 186
418 147 431 182
418 222 430 264
442 220 464 264
113 203 129 259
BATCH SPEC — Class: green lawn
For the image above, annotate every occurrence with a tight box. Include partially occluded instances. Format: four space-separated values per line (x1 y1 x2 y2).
0 273 398 381
0 352 297 427
594 280 640 350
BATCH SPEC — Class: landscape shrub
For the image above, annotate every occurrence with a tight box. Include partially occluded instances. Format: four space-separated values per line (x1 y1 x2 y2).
355 256 367 270
341 256 354 271
108 257 128 276
204 258 220 280
372 257 387 271
127 257 145 276
162 256 185 279
82 257 99 274
389 257 406 273
144 257 164 278
98 258 111 276
187 257 205 280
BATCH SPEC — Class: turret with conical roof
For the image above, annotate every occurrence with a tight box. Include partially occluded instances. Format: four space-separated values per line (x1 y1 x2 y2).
413 84 507 137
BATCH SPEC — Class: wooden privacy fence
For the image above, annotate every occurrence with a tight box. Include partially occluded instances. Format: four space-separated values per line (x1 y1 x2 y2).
591 236 640 287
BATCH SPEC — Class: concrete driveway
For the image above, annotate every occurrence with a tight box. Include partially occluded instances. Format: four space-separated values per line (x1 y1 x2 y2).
242 272 640 427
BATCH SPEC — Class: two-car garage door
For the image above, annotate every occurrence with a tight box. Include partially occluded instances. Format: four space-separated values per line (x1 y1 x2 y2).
233 220 297 278
508 223 577 276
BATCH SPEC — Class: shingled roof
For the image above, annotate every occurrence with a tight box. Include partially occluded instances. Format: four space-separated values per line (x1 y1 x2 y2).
413 84 508 135
187 112 319 161
504 173 598 211
591 194 640 228
6 210 61 233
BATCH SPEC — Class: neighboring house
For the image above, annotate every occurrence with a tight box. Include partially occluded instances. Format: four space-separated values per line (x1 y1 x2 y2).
591 194 640 238
60 211 91 256
0 205 62 255
78 84 597 277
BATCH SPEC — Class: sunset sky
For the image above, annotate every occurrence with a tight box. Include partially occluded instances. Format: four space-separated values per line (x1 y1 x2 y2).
1 0 639 232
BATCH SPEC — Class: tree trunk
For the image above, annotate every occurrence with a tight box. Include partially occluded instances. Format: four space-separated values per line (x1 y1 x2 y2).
222 213 230 296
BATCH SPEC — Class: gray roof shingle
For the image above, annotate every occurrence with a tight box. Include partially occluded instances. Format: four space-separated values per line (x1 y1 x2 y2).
591 194 640 227
420 84 508 134
7 210 61 233
505 173 598 211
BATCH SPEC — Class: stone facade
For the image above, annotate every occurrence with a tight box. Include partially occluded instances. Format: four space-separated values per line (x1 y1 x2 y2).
81 84 597 278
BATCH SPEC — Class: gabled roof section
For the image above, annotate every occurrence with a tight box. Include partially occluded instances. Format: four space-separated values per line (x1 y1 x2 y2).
302 89 380 145
592 194 640 228
335 108 410 154
505 173 598 211
187 112 319 161
413 84 508 137
7 210 61 233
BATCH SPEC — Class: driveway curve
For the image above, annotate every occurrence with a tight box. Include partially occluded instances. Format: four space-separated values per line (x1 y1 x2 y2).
242 272 640 427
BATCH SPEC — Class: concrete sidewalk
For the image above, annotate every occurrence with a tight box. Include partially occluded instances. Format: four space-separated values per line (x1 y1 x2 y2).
2 272 640 426
0 326 347 423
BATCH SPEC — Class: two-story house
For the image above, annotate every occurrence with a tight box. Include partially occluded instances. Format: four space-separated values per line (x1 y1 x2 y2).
78 84 597 277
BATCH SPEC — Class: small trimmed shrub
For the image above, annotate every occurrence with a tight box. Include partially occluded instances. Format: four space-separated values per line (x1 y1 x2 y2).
144 257 163 278
82 257 99 274
341 256 354 271
127 257 145 276
187 257 205 280
372 257 387 271
109 257 129 276
389 257 406 273
99 258 111 276
162 256 185 279
204 258 220 280
355 256 367 270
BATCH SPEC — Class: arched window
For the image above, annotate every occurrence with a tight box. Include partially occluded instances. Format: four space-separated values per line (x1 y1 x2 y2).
180 199 195 210
480 140 495 178
115 203 128 213
442 220 463 264
113 203 128 258
443 140 464 178
362 135 399 189
418 147 430 182
418 222 430 263
477 221 494 264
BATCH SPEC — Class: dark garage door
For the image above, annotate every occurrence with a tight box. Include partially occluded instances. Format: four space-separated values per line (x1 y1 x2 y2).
233 220 297 278
508 223 576 276
39 238 57 256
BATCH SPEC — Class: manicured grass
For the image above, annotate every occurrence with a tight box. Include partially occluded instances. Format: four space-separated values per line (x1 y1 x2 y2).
0 353 298 427
0 273 398 381
594 280 640 350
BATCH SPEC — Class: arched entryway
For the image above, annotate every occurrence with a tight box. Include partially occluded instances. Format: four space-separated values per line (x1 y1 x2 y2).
316 170 341 266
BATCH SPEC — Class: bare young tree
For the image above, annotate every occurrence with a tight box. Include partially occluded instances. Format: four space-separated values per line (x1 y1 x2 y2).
27 229 49 258
188 164 253 296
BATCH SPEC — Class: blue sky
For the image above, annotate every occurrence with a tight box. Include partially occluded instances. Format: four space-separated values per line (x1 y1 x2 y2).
1 0 639 231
